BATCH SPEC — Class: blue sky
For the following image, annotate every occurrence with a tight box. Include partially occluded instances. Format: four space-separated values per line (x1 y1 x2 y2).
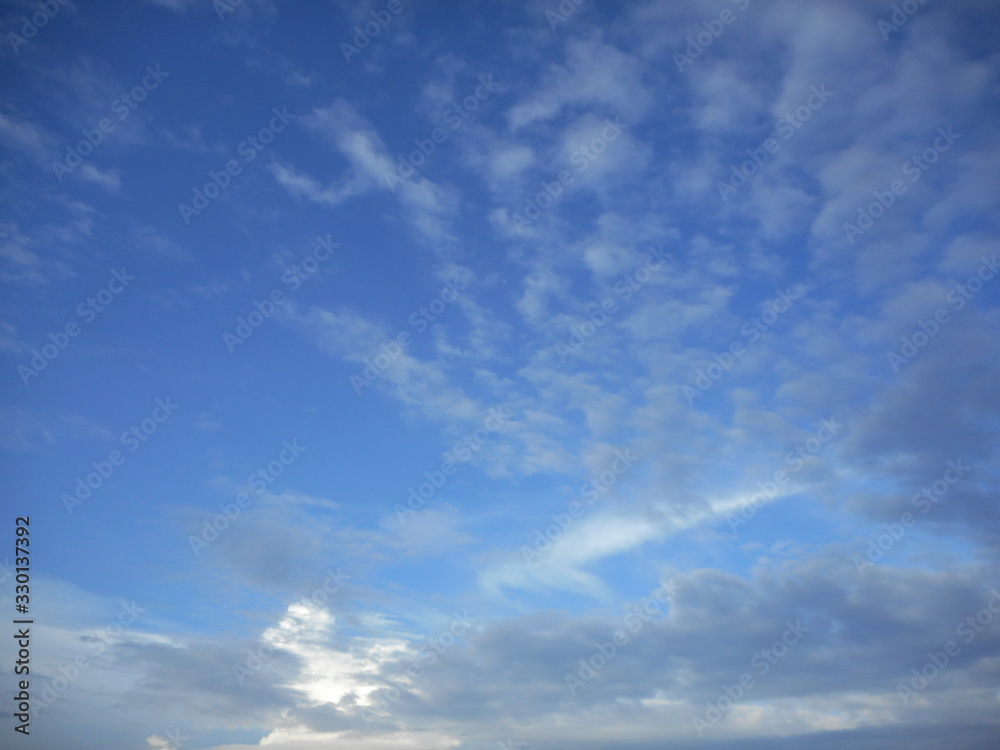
1 0 999 748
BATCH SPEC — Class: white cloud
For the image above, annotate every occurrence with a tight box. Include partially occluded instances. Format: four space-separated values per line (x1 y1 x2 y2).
507 36 653 130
